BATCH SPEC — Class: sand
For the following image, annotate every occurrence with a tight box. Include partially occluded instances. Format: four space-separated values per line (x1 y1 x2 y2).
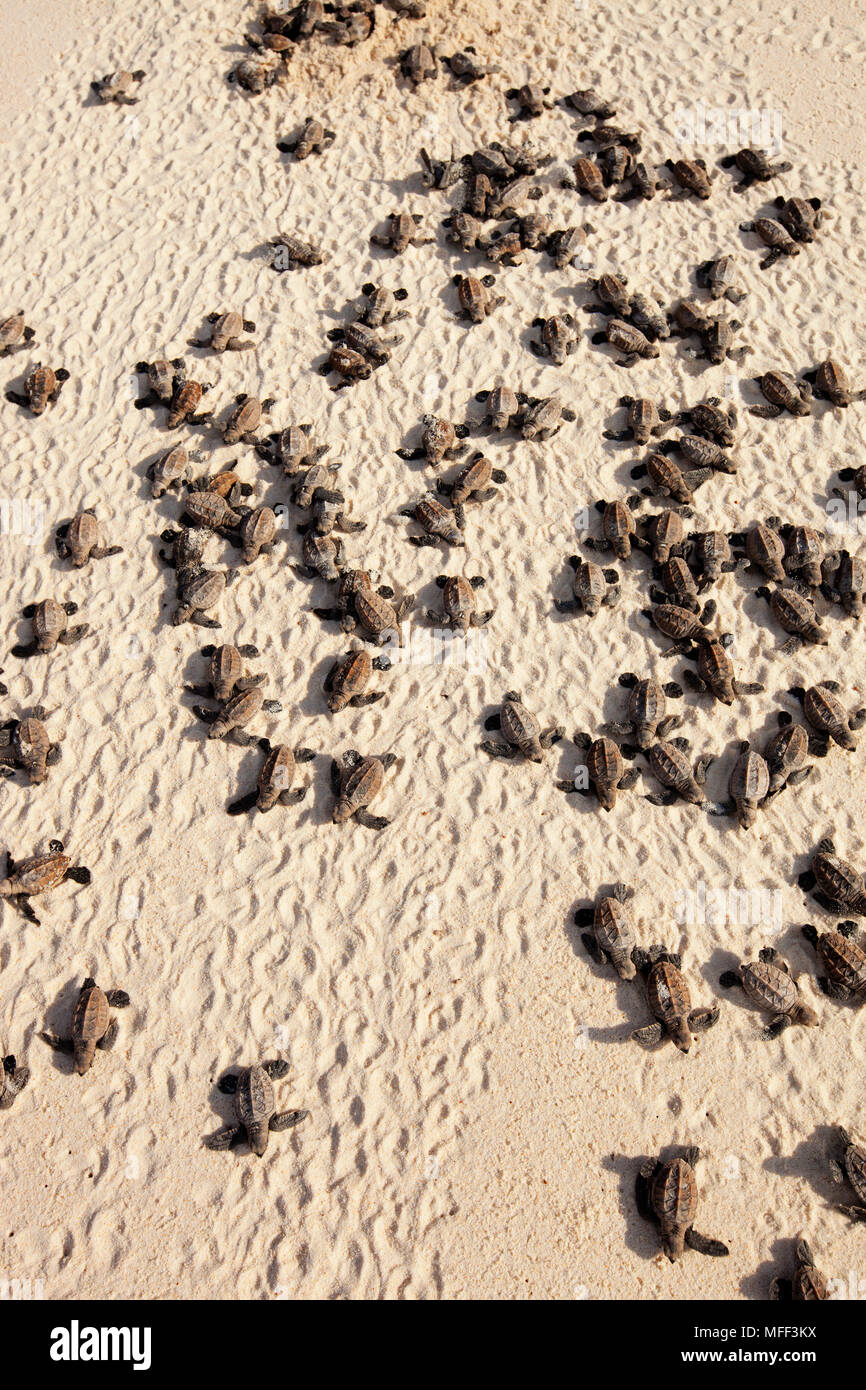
0 0 865 1300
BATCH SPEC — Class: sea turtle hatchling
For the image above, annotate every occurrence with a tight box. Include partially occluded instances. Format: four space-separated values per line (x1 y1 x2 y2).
319 346 374 390
649 558 702 612
452 273 505 324
770 1239 829 1300
555 558 619 617
643 598 718 653
584 498 645 561
40 977 130 1075
545 225 595 269
227 59 285 94
582 273 632 318
643 737 717 809
518 396 576 442
257 422 329 474
657 432 736 476
564 156 608 202
277 116 336 161
529 315 579 365
601 673 683 750
133 357 185 410
821 550 866 617
223 392 275 446
173 565 231 628
640 510 687 565
6 363 70 415
0 707 62 786
316 581 413 645
803 359 866 409
561 87 617 120
396 415 471 466
399 494 466 547
739 217 800 270
695 256 746 303
788 682 866 755
441 48 501 83
204 1060 308 1157
436 453 507 509
798 836 866 917
147 444 197 498
631 453 709 504
235 506 280 563
331 749 397 828
764 715 813 797
426 575 494 631
11 599 89 659
55 508 123 568
357 282 410 327
591 318 659 367
185 643 266 702
801 921 866 1003
371 211 433 255
556 733 639 811
756 586 827 653
269 232 328 271
505 83 554 121
0 841 91 925
323 647 389 713
397 40 444 85
682 636 764 705
827 1127 866 1222
292 531 345 581
227 738 316 814
0 311 36 356
192 686 283 745
637 1148 729 1262
0 1049 29 1109
631 948 720 1053
442 210 491 253
474 386 524 433
603 396 673 444
715 741 771 828
165 376 214 429
676 398 738 447
772 194 826 243
719 147 792 191
189 311 256 354
573 882 637 979
663 158 715 200
481 691 564 764
91 69 146 104
182 489 243 536
720 947 818 1037
294 474 357 527
687 531 736 589
750 370 812 419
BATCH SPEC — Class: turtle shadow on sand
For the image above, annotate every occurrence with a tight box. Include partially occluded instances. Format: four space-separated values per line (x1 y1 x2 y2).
739 1236 791 1301
762 1124 843 1207
599 1151 670 1262
38 976 99 1073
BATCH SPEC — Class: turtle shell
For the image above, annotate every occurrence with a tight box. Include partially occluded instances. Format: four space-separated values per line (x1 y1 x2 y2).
277 426 311 472
522 397 562 438
659 558 698 604
14 717 51 780
389 212 417 250
234 1064 275 1128
738 959 799 1015
179 568 225 610
694 530 730 573
32 599 68 650
629 679 665 734
574 561 606 612
646 960 691 1026
485 386 518 428
705 256 738 296
652 1158 698 1256
646 509 684 560
593 894 636 971
72 983 109 1072
441 576 476 628
501 697 542 758
355 588 399 638
697 638 735 702
168 380 203 423
217 686 265 731
259 745 296 808
416 495 462 541
769 588 820 636
812 848 866 908
652 603 702 640
210 312 244 351
25 365 55 413
338 756 384 814
586 736 623 788
690 405 736 445
303 531 340 574
185 492 238 530
803 685 847 737
602 499 635 547
329 346 368 378
596 274 629 312
210 646 243 700
815 359 848 404
842 1133 866 1203
225 396 262 442
451 454 492 502
572 157 606 198
817 931 866 995
649 740 693 792
8 851 69 895
628 398 659 443
0 312 25 349
765 722 808 784
64 512 100 565
792 1263 828 1301
679 434 732 472
330 650 372 708
240 506 276 560
606 319 650 354
753 218 796 249
458 276 488 321
422 417 456 461
151 445 189 496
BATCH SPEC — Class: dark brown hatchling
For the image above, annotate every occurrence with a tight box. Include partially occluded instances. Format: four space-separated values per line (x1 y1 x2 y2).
764 714 813 798
561 88 617 120
11 599 89 659
0 706 62 786
399 494 466 547
821 549 866 617
798 836 866 917
474 386 524 433
269 232 328 270
437 452 507 508
323 647 389 713
642 598 718 653
657 432 736 475
518 395 576 442
630 452 710 504
186 643 266 703
426 575 494 631
441 48 501 84
371 211 433 254
695 255 746 303
0 841 91 925
505 83 554 120
640 509 687 565
442 210 491 253
555 557 620 617
601 673 684 751
55 508 122 568
397 40 445 84
193 685 283 746
563 156 608 202
189 311 256 353
585 497 645 561
293 530 345 581
573 882 637 979
636 1146 729 1261
227 58 286 94
591 318 659 367
556 733 639 811
227 738 316 815
803 359 865 408
40 976 130 1075
714 740 771 828
729 518 786 580
91 69 146 103
756 582 827 651
631 949 720 1053
719 147 792 191
147 443 197 498
165 376 214 429
683 635 764 705
0 311 36 355
331 749 397 829
358 281 410 327
545 225 595 268
663 158 715 199
676 397 738 446
6 363 70 415
750 370 812 418
481 691 564 764
720 947 818 1037
648 557 701 612
827 1127 866 1222
396 414 471 466
452 273 505 324
317 579 413 647
802 921 866 1004
529 314 579 365
788 682 866 756
173 565 232 628
326 319 402 365
277 116 336 161
687 530 736 589
739 216 800 269
604 396 673 444
223 392 275 446
134 357 186 410
257 422 329 474
319 345 373 390
643 736 717 809
770 1239 829 1301
204 1060 308 1157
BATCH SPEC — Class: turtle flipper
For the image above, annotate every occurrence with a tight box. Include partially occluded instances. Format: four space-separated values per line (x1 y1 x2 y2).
631 1021 665 1047
685 1228 729 1257
270 1108 309 1131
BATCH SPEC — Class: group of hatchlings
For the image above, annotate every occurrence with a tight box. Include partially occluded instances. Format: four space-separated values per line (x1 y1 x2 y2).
1 0 865 1289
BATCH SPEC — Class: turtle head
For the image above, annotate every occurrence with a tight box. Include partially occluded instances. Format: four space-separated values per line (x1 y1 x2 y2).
332 798 354 824
670 1021 692 1053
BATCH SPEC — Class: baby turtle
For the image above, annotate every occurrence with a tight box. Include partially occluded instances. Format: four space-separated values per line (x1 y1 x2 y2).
683 636 764 705
227 738 316 814
133 357 185 409
695 256 746 304
182 489 243 536
146 443 196 498
165 376 214 429
437 453 507 508
756 586 827 654
556 733 639 811
400 494 465 547
0 311 36 355
236 506 280 563
319 345 374 390
257 422 328 474
481 691 564 764
802 920 866 1002
505 83 553 121
658 432 736 475
40 977 130 1075
11 599 89 659
773 195 826 243
631 453 709 504
798 836 866 916
529 314 578 365
591 319 659 367
720 147 792 191
0 706 62 785
585 498 644 560
677 397 738 446
821 549 866 617
158 523 210 573
0 841 91 925
371 211 433 255
173 565 231 628
296 485 363 537
643 737 716 808
269 232 328 270
205 1060 308 1157
601 673 683 750
803 358 866 409
55 508 122 568
6 363 70 415
643 598 717 652
186 643 266 702
91 70 145 104
0 1050 29 1109
396 414 470 466
193 686 283 746
632 948 720 1053
628 292 670 344
664 157 715 200
426 575 494 631
331 749 397 829
442 210 491 253
189 311 256 354
555 557 620 616
317 582 413 646
720 947 818 1037
277 116 336 161
442 48 500 84
323 648 389 713
650 557 703 613
641 509 687 565
583 272 631 317
518 395 576 442
603 396 673 445
637 1147 729 1262
688 531 736 589
770 1239 829 1301
788 682 866 755
328 320 401 367
453 273 505 324
474 386 524 433
750 370 812 418
764 715 813 797
739 217 800 269
614 162 664 201
573 882 637 979
562 88 617 120
223 392 275 446
293 531 345 581
565 156 608 202
227 59 285 94
398 40 444 85
357 282 410 328
730 518 786 580
828 1127 866 1221
545 225 594 269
